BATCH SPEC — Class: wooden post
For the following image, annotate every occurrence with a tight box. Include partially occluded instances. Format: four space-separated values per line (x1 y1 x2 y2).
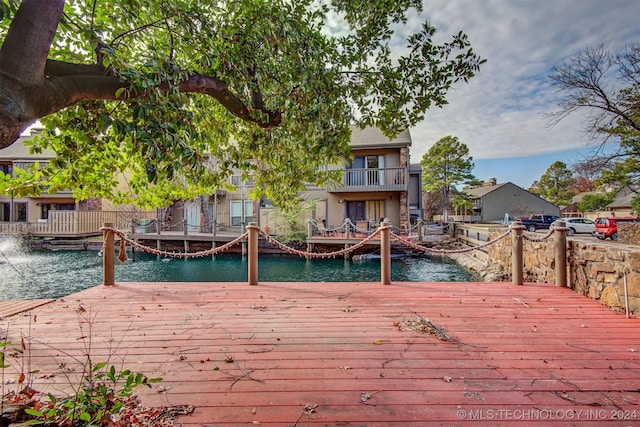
103 222 115 286
511 222 524 286
380 219 391 285
247 222 259 286
554 220 568 287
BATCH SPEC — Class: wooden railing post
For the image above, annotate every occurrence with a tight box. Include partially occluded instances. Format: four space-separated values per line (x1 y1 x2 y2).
511 221 524 286
380 219 391 285
554 220 568 287
103 222 115 286
247 222 259 286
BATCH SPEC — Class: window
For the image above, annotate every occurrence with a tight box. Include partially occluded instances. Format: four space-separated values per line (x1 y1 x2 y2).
347 155 385 186
14 203 27 222
346 200 385 222
0 162 11 176
0 202 9 221
230 200 254 227
230 201 242 226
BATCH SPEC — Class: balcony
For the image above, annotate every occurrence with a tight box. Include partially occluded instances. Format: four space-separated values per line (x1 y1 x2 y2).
329 167 408 193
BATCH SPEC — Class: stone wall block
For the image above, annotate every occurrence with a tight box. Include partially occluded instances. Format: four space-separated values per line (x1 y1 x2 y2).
582 249 606 262
629 252 640 271
600 285 623 308
588 282 604 299
598 272 621 284
607 250 627 262
595 262 618 273
626 272 640 296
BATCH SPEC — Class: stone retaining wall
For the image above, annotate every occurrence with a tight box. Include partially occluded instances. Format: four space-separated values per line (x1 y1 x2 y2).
619 223 640 245
485 227 640 316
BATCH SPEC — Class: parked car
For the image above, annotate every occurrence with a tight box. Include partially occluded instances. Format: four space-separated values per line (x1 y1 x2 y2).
519 214 560 232
593 217 640 240
558 217 595 236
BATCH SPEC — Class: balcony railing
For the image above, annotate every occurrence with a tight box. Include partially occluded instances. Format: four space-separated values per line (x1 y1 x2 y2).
0 210 155 237
329 167 408 192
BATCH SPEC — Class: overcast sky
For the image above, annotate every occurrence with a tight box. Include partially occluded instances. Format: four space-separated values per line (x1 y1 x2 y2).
401 0 640 187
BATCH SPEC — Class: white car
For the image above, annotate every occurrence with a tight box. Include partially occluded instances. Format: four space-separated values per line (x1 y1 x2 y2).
558 217 596 236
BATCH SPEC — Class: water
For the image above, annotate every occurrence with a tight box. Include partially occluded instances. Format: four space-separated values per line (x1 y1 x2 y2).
0 237 480 300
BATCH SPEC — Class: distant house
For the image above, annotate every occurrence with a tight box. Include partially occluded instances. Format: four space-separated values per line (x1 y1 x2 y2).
0 128 77 223
606 186 637 217
465 180 560 223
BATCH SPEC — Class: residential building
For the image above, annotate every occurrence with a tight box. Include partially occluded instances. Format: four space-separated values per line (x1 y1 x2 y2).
298 127 414 232
0 128 77 224
605 186 637 217
1 126 418 237
465 180 560 223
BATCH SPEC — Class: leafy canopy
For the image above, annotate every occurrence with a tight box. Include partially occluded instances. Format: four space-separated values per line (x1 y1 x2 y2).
536 161 575 206
420 135 476 218
0 0 485 209
420 135 476 195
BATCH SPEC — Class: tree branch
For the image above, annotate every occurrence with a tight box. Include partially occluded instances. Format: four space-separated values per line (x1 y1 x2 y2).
45 60 108 77
41 71 281 128
0 0 64 85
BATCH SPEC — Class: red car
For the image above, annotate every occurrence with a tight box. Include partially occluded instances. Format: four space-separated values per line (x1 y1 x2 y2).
593 217 640 240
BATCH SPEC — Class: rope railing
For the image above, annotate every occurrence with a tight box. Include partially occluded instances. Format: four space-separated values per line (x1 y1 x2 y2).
100 219 569 288
261 227 384 259
391 228 512 255
100 226 248 259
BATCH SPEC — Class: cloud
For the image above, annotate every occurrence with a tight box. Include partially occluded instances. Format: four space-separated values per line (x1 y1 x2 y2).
409 0 640 160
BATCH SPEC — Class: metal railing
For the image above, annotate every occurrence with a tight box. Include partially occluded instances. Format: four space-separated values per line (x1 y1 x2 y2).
329 167 407 192
0 210 155 237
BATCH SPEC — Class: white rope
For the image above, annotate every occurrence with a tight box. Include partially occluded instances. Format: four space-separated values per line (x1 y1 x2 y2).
100 221 564 261
391 228 512 254
259 227 384 258
100 227 248 258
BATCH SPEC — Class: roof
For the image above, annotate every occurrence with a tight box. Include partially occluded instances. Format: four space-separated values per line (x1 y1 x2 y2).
607 191 635 209
464 182 510 198
0 131 56 161
349 126 412 148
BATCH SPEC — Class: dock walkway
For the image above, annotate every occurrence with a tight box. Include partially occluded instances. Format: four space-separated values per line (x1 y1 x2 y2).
2 280 639 425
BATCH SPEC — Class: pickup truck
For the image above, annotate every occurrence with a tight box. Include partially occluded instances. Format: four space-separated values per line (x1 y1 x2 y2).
518 214 560 232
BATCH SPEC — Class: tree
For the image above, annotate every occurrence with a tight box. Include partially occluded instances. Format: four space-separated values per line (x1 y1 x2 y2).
0 0 484 209
536 161 575 206
577 193 614 212
420 135 476 221
549 43 640 210
451 194 473 223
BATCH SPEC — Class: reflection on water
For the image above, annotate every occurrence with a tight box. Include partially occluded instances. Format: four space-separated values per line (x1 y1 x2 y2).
0 238 480 300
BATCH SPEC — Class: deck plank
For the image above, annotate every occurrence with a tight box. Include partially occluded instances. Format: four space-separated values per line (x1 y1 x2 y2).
0 299 54 318
2 280 640 425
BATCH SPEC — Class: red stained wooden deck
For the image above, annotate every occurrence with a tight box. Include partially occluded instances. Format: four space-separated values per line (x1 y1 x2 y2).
2 280 640 426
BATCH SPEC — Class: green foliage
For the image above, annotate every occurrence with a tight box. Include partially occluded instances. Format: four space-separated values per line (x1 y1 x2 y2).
420 136 476 219
537 161 575 206
23 361 161 426
577 193 615 212
632 194 640 215
0 0 484 209
274 199 315 243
